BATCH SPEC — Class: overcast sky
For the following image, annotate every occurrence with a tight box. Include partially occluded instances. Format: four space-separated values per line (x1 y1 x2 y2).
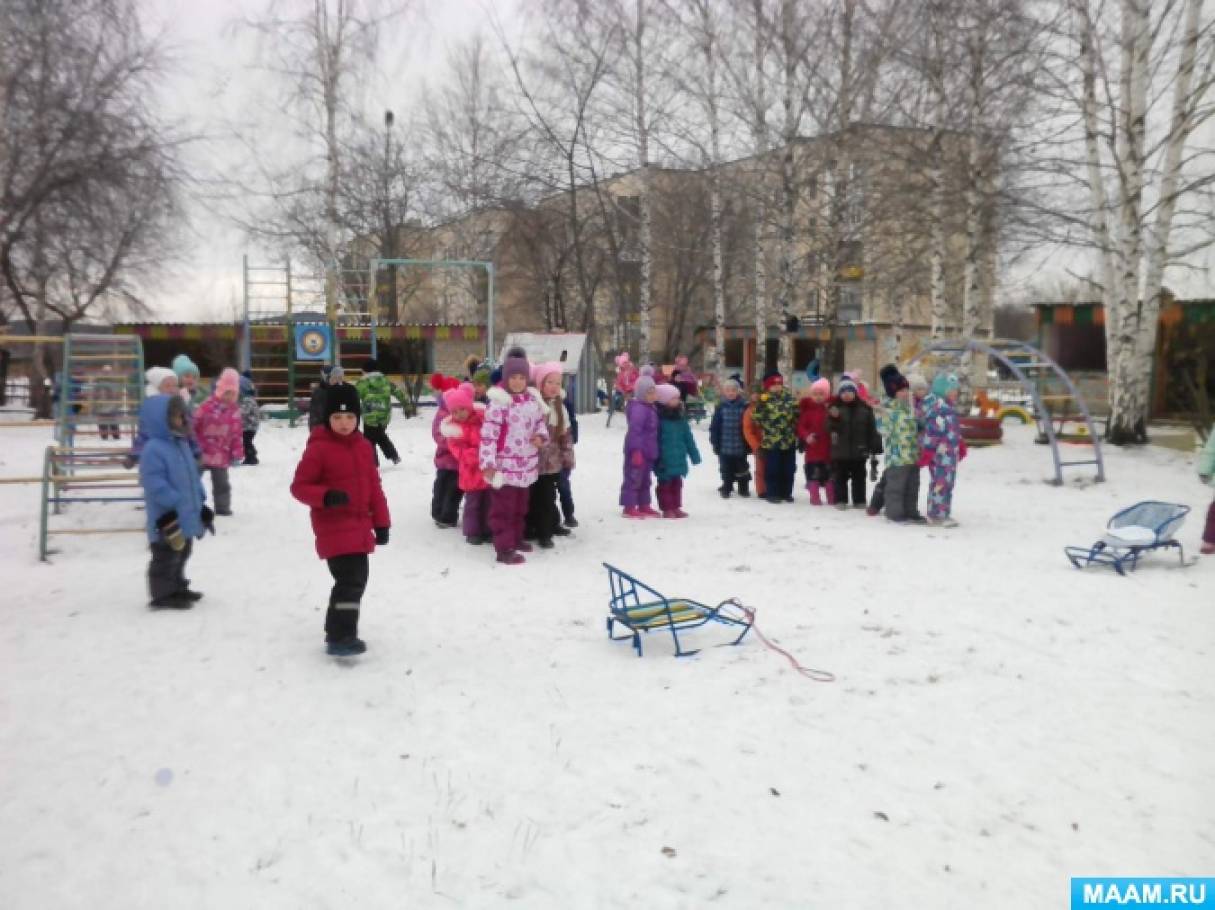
140 0 1213 323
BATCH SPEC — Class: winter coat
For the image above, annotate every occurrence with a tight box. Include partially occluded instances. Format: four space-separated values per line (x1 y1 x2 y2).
672 371 700 401
655 405 702 481
193 395 244 468
796 398 832 463
290 424 390 560
615 364 639 395
1200 429 1215 486
755 387 798 451
564 398 580 446
742 403 763 453
239 394 260 433
877 396 919 467
623 398 660 464
442 405 489 492
710 396 748 457
356 371 409 428
921 394 962 464
478 385 549 488
431 405 459 471
89 375 123 418
535 390 576 475
138 395 208 544
828 398 882 461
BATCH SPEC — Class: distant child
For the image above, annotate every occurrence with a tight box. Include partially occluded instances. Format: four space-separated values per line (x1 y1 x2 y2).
430 373 464 528
172 354 207 412
828 375 882 509
526 361 576 548
138 394 214 609
1198 428 1215 555
755 370 798 504
192 368 244 516
239 372 260 466
875 366 924 523
654 384 701 518
709 377 751 498
796 377 833 505
309 365 347 429
290 383 390 657
620 369 659 518
480 347 548 564
91 364 123 440
357 358 411 466
742 386 766 498
440 383 491 546
922 372 964 527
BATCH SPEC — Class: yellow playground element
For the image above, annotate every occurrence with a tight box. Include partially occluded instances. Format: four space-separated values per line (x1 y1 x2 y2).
975 389 1032 425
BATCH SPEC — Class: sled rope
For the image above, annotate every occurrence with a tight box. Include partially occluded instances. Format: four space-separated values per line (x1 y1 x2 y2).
719 598 836 683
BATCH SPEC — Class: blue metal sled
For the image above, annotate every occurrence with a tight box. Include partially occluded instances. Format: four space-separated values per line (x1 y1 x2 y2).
604 563 754 657
1064 501 1190 576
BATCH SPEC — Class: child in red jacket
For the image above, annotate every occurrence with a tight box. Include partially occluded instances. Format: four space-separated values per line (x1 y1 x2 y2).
796 378 834 505
290 384 390 657
439 383 492 546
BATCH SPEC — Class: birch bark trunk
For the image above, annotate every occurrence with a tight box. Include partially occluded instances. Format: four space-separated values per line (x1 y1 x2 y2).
634 0 654 361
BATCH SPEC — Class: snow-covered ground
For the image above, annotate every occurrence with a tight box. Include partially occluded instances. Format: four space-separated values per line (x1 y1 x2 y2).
0 414 1211 908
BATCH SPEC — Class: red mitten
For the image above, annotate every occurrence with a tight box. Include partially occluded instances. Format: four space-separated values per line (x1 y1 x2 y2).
959 439 969 460
916 449 933 468
630 450 644 467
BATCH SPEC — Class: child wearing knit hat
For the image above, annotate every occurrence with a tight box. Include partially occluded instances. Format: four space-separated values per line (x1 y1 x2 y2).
827 375 882 509
620 373 661 518
171 354 207 409
755 371 799 503
356 358 410 466
742 385 766 498
440 383 493 545
192 367 245 516
653 384 701 518
873 364 925 522
796 377 834 504
525 362 576 546
479 347 549 563
922 372 964 527
709 378 751 498
290 381 391 657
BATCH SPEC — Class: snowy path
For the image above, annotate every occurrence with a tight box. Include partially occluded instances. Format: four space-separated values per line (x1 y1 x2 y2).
0 415 1211 908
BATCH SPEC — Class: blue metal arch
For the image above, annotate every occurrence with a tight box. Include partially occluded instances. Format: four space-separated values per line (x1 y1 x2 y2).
905 338 1105 485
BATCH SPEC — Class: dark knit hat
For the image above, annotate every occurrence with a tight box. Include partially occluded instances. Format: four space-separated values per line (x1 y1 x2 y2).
324 383 362 421
502 345 530 383
879 363 909 398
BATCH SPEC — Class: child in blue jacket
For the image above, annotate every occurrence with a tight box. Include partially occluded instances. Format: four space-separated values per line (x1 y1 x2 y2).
138 395 214 608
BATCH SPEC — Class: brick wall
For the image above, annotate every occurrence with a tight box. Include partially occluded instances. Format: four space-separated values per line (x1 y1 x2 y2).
433 338 484 377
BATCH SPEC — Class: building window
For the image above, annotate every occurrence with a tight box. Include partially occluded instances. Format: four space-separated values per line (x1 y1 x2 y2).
838 284 862 323
844 163 864 230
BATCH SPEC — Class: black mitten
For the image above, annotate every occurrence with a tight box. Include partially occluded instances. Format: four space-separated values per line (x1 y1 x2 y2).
156 511 185 551
323 490 350 508
200 506 216 535
374 527 390 545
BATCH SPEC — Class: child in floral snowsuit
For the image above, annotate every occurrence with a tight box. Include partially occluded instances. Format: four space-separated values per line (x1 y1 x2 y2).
479 347 548 564
192 368 245 515
922 372 964 527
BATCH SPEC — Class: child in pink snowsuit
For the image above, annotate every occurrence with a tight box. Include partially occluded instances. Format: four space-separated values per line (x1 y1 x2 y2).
479 347 548 565
192 367 244 515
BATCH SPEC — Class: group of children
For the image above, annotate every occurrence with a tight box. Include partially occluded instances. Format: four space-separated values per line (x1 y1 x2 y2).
429 349 579 565
701 363 965 526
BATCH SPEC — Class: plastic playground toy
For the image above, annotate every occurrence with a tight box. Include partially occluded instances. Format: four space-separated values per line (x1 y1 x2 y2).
1064 501 1191 575
604 563 754 657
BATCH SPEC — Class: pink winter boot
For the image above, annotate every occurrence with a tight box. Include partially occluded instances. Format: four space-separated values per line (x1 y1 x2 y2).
808 481 823 506
825 483 837 505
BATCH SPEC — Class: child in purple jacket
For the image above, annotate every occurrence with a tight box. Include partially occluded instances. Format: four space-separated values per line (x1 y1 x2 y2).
620 369 660 518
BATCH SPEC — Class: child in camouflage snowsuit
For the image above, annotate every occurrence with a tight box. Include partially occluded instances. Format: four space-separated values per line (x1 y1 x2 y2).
239 372 260 465
874 366 923 523
755 371 798 503
356 358 411 466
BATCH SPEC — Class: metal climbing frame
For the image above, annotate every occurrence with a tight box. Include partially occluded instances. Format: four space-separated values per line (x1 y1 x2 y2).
905 338 1106 485
38 445 145 560
56 333 144 449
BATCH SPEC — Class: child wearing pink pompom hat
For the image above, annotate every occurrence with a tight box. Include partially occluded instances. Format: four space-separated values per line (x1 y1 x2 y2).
192 367 244 515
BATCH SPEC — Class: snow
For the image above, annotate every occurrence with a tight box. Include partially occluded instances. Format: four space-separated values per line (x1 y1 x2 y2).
0 414 1212 908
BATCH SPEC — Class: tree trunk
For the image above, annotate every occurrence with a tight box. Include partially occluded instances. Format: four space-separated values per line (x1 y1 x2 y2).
635 0 654 361
704 6 726 379
777 0 796 377
928 136 948 339
751 0 770 385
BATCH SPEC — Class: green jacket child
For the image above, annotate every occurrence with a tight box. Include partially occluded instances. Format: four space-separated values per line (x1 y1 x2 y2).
356 360 411 429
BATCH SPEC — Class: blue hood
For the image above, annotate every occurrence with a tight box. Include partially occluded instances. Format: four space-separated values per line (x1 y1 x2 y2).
139 394 181 442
